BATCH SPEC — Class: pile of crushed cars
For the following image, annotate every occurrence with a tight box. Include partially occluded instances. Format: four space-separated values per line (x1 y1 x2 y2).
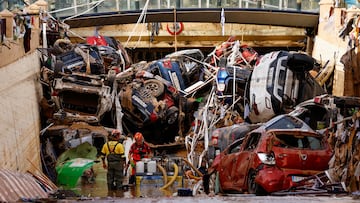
38 35 360 197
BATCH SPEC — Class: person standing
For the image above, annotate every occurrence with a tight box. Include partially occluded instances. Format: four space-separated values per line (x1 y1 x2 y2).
128 132 151 185
101 129 125 195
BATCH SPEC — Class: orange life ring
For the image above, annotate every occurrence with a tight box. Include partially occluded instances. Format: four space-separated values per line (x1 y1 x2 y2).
166 22 184 35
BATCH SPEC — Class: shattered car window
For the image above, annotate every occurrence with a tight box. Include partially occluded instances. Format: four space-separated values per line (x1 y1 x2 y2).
229 139 243 154
274 134 323 150
266 115 304 130
245 132 261 150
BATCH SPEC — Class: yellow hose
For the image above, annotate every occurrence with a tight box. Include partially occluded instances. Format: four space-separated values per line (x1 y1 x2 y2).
157 164 167 185
160 163 178 190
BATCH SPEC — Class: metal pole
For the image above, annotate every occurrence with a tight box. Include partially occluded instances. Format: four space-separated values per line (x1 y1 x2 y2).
279 0 282 10
296 0 301 11
174 8 177 52
74 0 77 14
135 0 140 10
116 0 119 11
257 0 262 8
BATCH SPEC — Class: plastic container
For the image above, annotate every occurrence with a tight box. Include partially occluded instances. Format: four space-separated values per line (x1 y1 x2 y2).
136 161 145 173
147 160 157 173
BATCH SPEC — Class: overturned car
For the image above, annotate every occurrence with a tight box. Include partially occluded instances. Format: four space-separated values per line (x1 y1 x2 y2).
244 50 326 124
39 38 128 125
116 49 211 144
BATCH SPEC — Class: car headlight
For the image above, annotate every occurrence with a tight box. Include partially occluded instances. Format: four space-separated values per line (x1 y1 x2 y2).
257 152 275 165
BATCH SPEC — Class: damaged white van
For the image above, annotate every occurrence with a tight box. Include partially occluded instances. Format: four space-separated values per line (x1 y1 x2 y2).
244 51 325 123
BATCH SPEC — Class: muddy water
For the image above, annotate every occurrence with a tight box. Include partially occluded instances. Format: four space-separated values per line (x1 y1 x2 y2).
70 161 187 198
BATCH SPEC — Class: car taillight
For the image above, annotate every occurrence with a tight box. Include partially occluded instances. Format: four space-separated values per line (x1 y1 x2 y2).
257 152 275 165
314 96 322 104
212 137 219 146
211 130 219 146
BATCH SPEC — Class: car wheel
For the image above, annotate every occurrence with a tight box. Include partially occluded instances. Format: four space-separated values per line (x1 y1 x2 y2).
287 53 314 72
247 170 266 195
53 39 73 53
144 79 165 98
166 106 179 125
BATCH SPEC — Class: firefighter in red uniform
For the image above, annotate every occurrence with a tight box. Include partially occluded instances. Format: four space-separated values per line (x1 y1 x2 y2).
128 132 151 185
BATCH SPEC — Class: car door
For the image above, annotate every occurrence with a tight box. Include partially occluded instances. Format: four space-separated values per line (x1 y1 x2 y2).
218 139 243 190
231 132 261 189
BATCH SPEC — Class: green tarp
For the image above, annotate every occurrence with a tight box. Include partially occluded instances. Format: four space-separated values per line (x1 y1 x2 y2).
56 142 98 187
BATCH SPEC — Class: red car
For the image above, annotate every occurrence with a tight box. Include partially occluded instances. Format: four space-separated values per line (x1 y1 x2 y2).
207 114 333 195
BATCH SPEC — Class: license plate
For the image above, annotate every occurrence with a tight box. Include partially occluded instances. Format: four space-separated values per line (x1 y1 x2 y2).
292 176 306 182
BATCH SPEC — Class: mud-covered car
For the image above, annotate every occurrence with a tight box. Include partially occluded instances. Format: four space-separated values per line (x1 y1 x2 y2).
289 94 360 131
116 50 212 144
39 37 130 125
208 123 261 160
149 49 212 96
40 122 110 182
215 57 252 110
206 114 332 195
244 51 326 124
51 71 113 124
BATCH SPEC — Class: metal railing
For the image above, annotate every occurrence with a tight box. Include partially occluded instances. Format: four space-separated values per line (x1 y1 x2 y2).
47 0 320 18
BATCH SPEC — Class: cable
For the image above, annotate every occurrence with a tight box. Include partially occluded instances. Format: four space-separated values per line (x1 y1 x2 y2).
124 0 150 49
62 0 105 22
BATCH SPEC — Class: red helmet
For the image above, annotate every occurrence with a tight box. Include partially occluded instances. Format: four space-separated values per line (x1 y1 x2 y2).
134 132 143 142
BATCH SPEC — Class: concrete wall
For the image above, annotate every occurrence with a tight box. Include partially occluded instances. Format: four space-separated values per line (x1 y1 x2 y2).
312 0 356 96
0 51 42 173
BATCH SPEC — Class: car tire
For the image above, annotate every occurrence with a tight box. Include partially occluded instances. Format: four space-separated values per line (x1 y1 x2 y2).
287 53 314 72
144 79 165 98
53 39 73 53
247 170 266 195
166 106 179 125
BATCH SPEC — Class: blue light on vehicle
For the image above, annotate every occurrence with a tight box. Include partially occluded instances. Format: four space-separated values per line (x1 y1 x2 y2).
217 67 228 92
